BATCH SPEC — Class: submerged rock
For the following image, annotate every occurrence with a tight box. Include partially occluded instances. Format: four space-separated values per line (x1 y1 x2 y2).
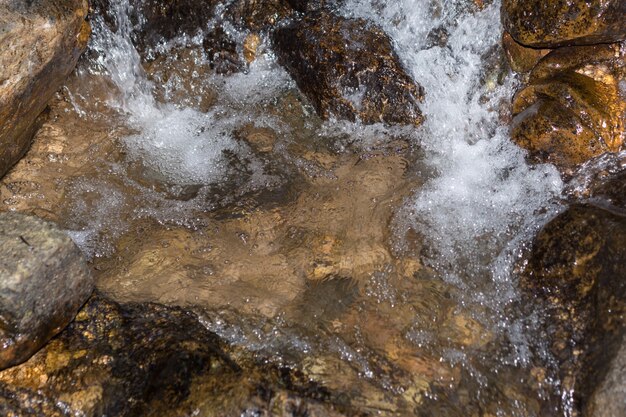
0 294 359 417
0 213 93 370
0 0 90 179
502 0 626 48
273 12 424 126
521 186 626 415
510 43 625 170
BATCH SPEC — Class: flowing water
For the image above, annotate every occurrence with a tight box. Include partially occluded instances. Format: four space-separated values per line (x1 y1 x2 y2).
2 0 603 415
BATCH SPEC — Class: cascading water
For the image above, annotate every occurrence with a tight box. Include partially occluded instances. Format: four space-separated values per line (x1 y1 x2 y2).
30 0 585 414
342 0 565 371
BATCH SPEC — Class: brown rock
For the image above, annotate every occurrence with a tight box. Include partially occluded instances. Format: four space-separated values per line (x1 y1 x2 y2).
502 0 626 48
202 27 245 75
225 0 294 31
0 212 93 371
126 0 219 53
511 43 625 170
286 0 340 13
273 12 424 126
0 0 89 179
521 198 626 415
0 294 362 417
243 33 262 63
501 31 550 73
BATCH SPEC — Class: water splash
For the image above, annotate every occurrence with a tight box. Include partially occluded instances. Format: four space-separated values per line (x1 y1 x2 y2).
343 0 563 296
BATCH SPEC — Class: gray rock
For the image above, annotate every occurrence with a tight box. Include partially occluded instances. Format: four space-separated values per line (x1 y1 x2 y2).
0 0 90 179
0 212 93 370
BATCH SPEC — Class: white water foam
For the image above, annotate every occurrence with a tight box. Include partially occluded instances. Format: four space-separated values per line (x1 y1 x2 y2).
341 0 564 365
67 0 294 257
343 0 563 283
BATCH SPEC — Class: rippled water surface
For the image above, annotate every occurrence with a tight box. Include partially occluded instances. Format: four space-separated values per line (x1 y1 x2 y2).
0 0 590 415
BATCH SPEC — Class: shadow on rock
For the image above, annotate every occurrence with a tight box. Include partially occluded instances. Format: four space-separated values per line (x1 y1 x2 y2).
0 294 364 417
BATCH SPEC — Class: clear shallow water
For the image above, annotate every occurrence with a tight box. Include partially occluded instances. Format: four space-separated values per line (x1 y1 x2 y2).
0 0 588 415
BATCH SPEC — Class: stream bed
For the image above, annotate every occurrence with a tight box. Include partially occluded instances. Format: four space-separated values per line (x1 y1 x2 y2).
1 0 624 415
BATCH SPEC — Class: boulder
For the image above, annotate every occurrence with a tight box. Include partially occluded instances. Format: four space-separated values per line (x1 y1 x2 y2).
0 294 360 417
273 12 424 126
511 43 625 170
0 0 90 179
502 0 626 48
92 0 276 72
0 212 93 370
124 0 219 54
521 185 626 415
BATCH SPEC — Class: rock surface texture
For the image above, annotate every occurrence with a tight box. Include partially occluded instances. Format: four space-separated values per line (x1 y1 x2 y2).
0 294 359 417
510 43 625 170
0 0 90 179
0 212 93 371
273 12 424 126
502 0 626 48
585 335 626 417
501 31 550 73
521 171 626 416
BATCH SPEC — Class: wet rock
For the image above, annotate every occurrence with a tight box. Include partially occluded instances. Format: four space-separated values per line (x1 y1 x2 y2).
501 31 550 74
585 335 626 417
144 47 219 111
511 43 625 170
0 294 360 417
587 170 626 211
521 199 626 415
202 27 245 74
424 26 450 49
0 212 93 370
273 12 424 126
286 0 341 13
502 0 626 48
225 0 294 32
126 0 219 54
0 0 90 178
243 33 262 63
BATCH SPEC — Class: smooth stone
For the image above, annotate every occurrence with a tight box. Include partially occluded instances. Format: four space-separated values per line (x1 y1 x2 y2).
521 198 626 415
501 31 550 73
